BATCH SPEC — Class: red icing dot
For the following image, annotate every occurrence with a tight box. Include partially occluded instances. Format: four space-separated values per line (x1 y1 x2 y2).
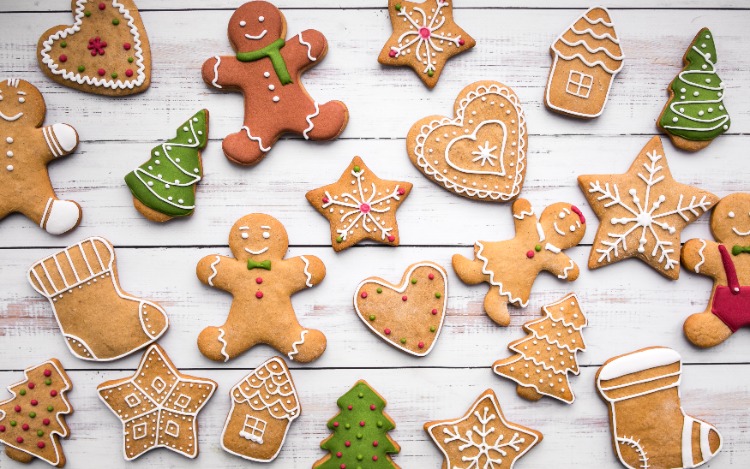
14 405 21 412
419 27 431 38
432 308 438 315
459 38 466 46
125 69 133 77
43 370 51 377
123 42 131 50
28 383 35 390
359 421 365 427
22 424 29 431
373 456 379 461
418 341 425 349
402 295 408 302
389 50 397 58
256 277 263 284
16 437 23 444
384 328 391 335
387 235 396 242
370 404 376 410
30 400 38 406
255 291 263 299
59 54 67 63
373 440 379 447
397 187 405 195
428 273 435 280
526 250 535 258
0 425 5 432
322 196 329 203
98 2 105 9
50 390 57 397
37 441 45 449
97 68 106 76
360 291 368 299
333 421 339 427
43 419 50 426
359 203 371 213
336 452 342 458
345 440 351 447
340 465 346 469
347 405 353 410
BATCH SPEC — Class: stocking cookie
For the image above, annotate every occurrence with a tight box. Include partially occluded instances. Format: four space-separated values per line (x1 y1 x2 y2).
202 1 348 165
196 213 327 362
579 136 718 279
0 359 73 468
378 0 476 88
681 193 750 347
407 80 527 202
452 198 586 326
37 0 151 96
0 79 81 235
28 237 169 361
597 347 722 469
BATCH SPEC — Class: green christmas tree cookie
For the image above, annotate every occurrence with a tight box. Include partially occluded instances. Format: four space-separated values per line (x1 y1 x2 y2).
658 28 730 152
313 380 400 469
124 109 209 221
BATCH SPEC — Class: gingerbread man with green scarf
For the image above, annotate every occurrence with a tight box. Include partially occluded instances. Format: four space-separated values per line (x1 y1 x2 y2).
202 1 349 166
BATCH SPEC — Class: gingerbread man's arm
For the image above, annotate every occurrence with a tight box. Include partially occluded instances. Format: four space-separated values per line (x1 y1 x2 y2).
544 253 580 281
282 29 328 74
202 55 244 89
39 124 79 163
512 198 541 235
284 255 326 293
682 239 723 279
196 255 244 292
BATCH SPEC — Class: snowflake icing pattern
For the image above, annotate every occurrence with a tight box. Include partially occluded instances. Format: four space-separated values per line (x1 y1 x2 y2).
587 148 713 271
388 1 465 75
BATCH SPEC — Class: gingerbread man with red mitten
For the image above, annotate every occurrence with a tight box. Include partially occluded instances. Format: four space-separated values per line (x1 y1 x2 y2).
202 1 348 166
0 79 81 235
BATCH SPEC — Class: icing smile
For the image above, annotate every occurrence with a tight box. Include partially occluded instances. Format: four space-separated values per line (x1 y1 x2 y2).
732 227 750 236
245 246 269 255
0 111 22 121
245 30 268 40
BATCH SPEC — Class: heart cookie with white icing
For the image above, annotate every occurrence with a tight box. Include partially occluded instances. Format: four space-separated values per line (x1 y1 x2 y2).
37 0 151 96
407 80 527 202
354 261 447 356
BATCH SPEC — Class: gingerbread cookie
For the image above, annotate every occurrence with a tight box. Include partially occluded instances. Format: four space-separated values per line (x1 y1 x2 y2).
493 293 587 404
314 380 400 469
544 7 624 118
596 347 722 469
306 156 413 251
658 28 730 152
97 344 217 460
453 198 585 326
424 389 542 469
378 0 475 88
28 236 169 361
0 79 81 235
221 356 299 462
202 1 348 166
196 213 327 362
0 359 73 468
407 80 527 202
578 136 718 279
354 261 447 356
681 193 750 347
37 0 151 96
124 110 209 222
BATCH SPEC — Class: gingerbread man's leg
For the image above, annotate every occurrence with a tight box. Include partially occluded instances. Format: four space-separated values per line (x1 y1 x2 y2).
268 323 326 363
484 285 511 326
198 301 259 362
17 180 81 235
303 100 349 141
684 311 733 348
222 124 279 166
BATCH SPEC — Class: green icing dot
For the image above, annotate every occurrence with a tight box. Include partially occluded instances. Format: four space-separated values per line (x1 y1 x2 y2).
411 278 417 284
37 430 44 437
9 420 16 426
45 379 51 385
111 72 118 79
430 326 436 332
369 315 376 321
353 165 361 173
357 454 364 461
78 65 85 72
377 420 384 428
358 392 364 398
60 41 67 48
376 288 382 294
435 292 442 298
128 57 134 63
400 338 407 344
394 3 402 11
357 433 363 439
47 406 53 412
29 412 36 418
19 389 25 396
336 236 343 243
84 10 91 17
112 18 120 25
428 69 435 77
535 244 542 252
345 423 351 429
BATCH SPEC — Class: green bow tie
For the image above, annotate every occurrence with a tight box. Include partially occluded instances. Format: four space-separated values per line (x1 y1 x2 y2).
247 259 272 271
732 245 750 256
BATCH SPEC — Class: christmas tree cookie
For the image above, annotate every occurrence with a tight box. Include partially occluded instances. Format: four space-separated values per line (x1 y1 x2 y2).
124 110 209 222
493 293 588 404
37 0 151 96
313 380 400 469
658 28 730 152
0 359 73 468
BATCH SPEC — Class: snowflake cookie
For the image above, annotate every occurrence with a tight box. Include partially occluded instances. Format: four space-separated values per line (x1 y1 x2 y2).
579 136 718 279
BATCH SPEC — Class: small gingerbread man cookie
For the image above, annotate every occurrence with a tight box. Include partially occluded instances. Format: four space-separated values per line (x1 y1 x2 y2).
196 213 327 362
202 1 348 166
452 198 586 326
0 79 81 235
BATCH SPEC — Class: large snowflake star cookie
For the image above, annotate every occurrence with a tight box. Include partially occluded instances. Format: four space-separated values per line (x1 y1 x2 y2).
424 389 542 469
578 136 718 279
378 0 476 88
306 156 413 251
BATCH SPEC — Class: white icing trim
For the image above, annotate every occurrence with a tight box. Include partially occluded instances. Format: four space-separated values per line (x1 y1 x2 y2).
241 125 271 152
300 255 313 288
297 32 316 61
43 126 62 157
513 209 534 220
695 239 707 273
683 416 694 468
287 329 307 360
217 327 230 362
700 422 712 461
545 243 561 254
208 255 221 286
558 259 575 279
615 436 649 469
302 101 319 140
598 347 680 381
211 55 222 88
40 198 54 229
556 36 624 62
476 241 528 307
536 222 546 243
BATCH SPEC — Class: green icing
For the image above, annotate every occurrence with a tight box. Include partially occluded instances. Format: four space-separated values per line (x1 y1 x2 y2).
236 38 292 85
318 381 399 468
659 28 730 141
124 110 208 217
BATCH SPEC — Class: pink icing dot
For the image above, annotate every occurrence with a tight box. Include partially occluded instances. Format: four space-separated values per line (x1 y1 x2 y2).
361 291 368 299
384 328 391 335
43 370 51 377
43 419 50 426
388 50 397 58
333 421 339 427
16 437 23 444
30 400 38 406
256 277 263 284
459 38 466 46
340 465 346 469
22 424 29 431
28 383 35 390
388 235 396 242
322 196 329 203
373 440 379 447
14 405 21 412
428 273 435 280
123 42 131 50
0 425 5 432
370 404 376 410
359 203 370 213
432 309 438 315
336 451 342 458
526 250 534 258
359 421 365 427
345 440 351 447
418 341 425 349
347 405 353 410
37 442 45 449
373 456 379 461
402 295 407 302
50 390 57 397
97 68 106 76
397 188 405 195
419 27 431 38
255 291 263 299
59 54 67 63
125 69 133 77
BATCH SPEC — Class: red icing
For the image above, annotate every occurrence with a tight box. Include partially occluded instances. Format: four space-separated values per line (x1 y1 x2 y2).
373 456 379 461
43 370 51 377
97 68 106 76
359 203 371 213
345 440 351 447
336 451 342 458
359 421 365 427
88 37 107 56
418 341 425 349
43 419 50 426
255 291 263 299
125 69 134 77
340 465 346 469
347 405 353 410
397 187 405 195
16 437 23 444
28 383 35 389
370 404 376 410
59 54 67 63
387 235 396 242
30 400 38 406
123 42 131 51
14 405 21 412
459 38 466 46
22 423 29 431
384 328 391 335
98 2 105 9
571 205 586 224
711 244 750 332
333 421 339 427
256 277 263 284
361 291 368 299
389 50 397 58
526 250 535 258
402 295 407 302
322 196 329 204
431 308 438 315
428 273 435 280
0 425 4 432
50 390 57 397
419 27 431 38
37 441 45 449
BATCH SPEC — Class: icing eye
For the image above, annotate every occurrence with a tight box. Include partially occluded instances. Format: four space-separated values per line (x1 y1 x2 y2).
241 233 249 239
728 211 735 219
262 231 270 239
558 211 566 219
239 20 246 27
18 97 24 103
570 225 576 232
258 16 265 22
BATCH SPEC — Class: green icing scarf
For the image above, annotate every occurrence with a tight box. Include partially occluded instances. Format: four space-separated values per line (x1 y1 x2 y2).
236 38 292 85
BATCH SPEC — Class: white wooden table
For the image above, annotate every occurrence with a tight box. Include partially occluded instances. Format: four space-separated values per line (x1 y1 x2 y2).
1 0 749 467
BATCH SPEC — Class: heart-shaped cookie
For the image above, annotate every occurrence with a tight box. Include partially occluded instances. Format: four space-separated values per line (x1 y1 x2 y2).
354 261 447 356
407 80 527 202
37 0 151 96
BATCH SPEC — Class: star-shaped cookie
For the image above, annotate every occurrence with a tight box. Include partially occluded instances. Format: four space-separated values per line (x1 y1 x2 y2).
378 0 476 88
97 344 217 460
306 156 412 251
578 136 718 279
424 389 542 469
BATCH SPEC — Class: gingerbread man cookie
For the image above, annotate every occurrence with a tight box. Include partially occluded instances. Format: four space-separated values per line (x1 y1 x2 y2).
196 213 327 362
0 79 81 235
453 198 586 326
202 1 348 166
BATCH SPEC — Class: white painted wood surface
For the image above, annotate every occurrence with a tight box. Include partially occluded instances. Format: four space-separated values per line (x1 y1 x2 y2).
0 0 749 467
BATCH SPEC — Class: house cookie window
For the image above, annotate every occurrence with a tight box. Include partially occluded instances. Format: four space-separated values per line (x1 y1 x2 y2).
239 415 267 444
566 70 593 99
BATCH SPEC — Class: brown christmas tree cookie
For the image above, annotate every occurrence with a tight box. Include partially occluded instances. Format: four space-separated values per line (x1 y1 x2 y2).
578 136 718 279
28 236 169 361
493 293 588 404
424 389 542 469
354 261 447 356
0 78 81 235
221 356 299 462
544 7 624 118
202 1 348 165
97 344 217 460
196 213 327 362
453 198 586 326
596 347 722 469
306 156 413 251
378 0 476 88
0 359 73 468
407 80 527 202
37 0 151 96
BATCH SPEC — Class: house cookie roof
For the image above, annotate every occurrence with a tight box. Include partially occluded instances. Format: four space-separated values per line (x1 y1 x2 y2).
551 7 624 75
231 357 299 420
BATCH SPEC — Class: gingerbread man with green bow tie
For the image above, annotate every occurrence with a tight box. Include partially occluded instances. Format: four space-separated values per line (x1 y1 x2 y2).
196 213 327 362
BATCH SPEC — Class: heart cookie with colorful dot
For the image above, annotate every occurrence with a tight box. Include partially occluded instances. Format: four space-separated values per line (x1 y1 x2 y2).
37 0 151 96
354 261 447 356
